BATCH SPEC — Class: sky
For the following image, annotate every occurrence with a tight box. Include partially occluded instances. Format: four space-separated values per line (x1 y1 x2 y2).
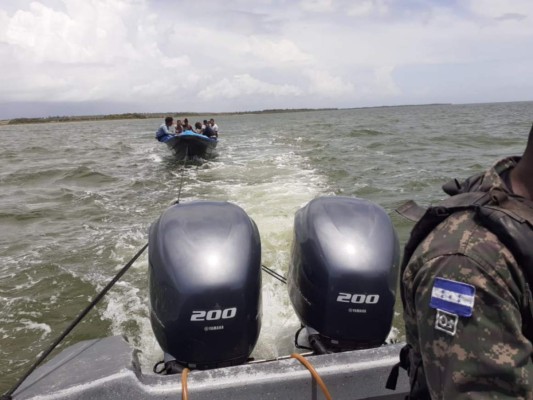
0 0 532 119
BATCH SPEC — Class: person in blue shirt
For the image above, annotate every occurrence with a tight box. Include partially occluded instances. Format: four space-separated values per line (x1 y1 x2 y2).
155 117 175 142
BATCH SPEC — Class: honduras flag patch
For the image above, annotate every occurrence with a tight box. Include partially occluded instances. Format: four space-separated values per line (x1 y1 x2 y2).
430 277 475 317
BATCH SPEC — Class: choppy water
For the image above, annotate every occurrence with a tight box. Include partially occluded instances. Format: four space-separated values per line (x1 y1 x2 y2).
1 102 531 393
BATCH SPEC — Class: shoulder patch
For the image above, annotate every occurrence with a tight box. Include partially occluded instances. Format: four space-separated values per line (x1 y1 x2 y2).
435 309 458 336
430 277 475 317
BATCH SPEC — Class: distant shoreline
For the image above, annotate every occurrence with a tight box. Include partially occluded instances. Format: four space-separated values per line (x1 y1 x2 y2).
1 104 452 125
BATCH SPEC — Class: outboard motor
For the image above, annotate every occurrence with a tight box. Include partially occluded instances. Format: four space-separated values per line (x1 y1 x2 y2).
149 201 262 370
288 196 399 353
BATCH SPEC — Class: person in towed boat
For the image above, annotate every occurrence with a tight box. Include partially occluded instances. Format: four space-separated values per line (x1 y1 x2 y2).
175 119 183 134
401 123 533 399
155 116 176 142
209 118 219 137
202 119 216 138
182 118 193 131
194 121 203 133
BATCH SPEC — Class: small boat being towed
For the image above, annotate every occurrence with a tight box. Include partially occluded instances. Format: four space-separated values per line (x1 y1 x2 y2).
10 197 410 399
164 130 218 159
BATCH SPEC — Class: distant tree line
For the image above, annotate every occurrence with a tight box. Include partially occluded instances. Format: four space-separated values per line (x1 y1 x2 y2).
5 108 342 125
7 113 149 124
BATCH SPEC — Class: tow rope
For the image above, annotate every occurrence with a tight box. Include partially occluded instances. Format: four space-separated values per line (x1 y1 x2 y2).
162 353 330 400
1 243 149 400
181 368 190 400
261 264 287 284
3 144 195 398
291 353 332 400
3 144 288 399
175 145 190 204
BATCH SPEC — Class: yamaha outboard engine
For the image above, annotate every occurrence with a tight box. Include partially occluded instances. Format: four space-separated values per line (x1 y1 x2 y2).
288 196 399 353
149 201 262 370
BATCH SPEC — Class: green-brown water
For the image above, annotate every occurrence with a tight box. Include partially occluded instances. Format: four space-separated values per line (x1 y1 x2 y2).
1 102 531 393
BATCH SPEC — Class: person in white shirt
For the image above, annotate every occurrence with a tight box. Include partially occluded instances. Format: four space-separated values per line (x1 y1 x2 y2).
209 118 219 138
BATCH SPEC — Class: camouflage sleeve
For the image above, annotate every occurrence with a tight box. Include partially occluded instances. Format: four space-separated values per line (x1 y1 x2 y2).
408 251 533 399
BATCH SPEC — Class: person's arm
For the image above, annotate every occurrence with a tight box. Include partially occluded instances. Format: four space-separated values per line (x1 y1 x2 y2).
155 125 165 140
411 252 533 399
166 125 176 135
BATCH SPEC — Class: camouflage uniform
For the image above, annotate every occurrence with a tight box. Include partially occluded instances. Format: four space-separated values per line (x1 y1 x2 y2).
402 157 533 399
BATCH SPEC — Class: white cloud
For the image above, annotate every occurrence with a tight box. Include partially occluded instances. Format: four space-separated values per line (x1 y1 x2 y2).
241 36 312 64
346 0 389 17
299 0 334 13
465 0 532 20
198 74 302 100
372 66 400 97
0 0 532 117
3 1 149 63
161 56 190 69
304 69 354 97
5 2 79 61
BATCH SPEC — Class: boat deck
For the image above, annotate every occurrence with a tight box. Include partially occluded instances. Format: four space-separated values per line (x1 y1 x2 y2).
13 336 409 399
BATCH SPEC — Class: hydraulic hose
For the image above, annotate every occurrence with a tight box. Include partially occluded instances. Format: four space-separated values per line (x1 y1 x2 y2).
290 353 332 400
308 334 332 355
181 368 190 400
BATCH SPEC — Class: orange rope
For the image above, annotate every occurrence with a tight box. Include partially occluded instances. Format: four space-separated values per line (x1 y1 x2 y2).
291 353 332 400
181 368 190 400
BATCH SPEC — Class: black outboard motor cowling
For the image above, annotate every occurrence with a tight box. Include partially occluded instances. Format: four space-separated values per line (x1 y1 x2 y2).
288 196 399 352
149 201 262 369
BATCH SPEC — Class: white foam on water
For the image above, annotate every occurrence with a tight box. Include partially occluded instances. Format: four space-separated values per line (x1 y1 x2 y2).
149 153 163 163
202 149 328 360
96 136 330 373
15 320 52 340
100 275 159 369
386 326 400 344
